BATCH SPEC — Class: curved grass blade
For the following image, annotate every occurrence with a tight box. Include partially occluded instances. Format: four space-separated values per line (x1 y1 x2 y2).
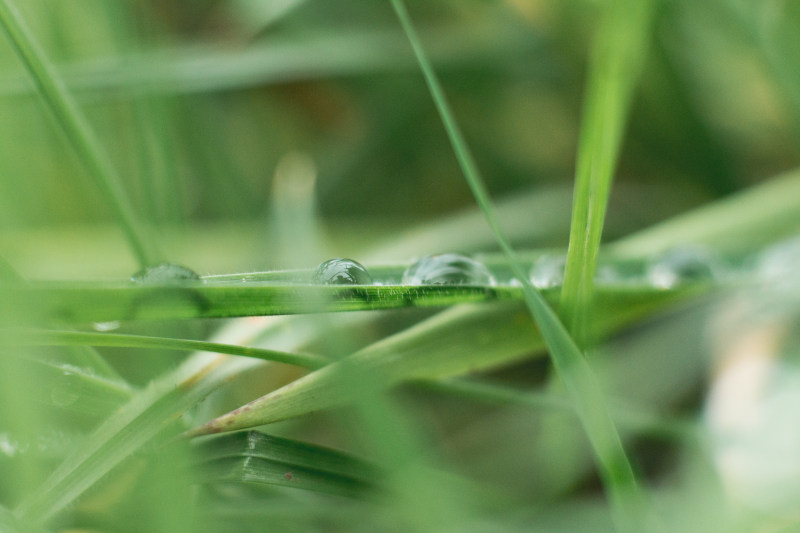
11 329 327 370
417 379 697 442
194 431 374 498
186 285 690 436
559 0 656 345
390 0 645 529
0 0 159 266
14 352 261 525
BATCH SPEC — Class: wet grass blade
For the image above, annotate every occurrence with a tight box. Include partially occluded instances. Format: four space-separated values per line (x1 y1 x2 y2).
0 282 525 323
12 329 328 370
559 0 656 344
0 0 159 266
390 0 646 528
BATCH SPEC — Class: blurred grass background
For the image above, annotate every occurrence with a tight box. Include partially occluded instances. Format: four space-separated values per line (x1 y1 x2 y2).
2 0 800 532
4 0 797 277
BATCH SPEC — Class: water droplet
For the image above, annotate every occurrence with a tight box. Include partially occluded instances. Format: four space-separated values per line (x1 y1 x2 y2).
313 258 372 285
402 254 495 285
50 387 79 408
595 264 623 284
131 263 200 284
529 254 566 288
92 321 120 332
756 237 800 283
648 246 723 289
0 432 19 458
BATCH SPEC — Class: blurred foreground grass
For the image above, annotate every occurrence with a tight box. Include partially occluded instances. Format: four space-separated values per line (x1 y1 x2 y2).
1 1 800 532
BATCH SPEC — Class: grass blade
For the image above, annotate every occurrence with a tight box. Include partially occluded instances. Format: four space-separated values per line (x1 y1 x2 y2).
389 0 645 528
560 0 656 344
194 431 375 498
1 281 525 323
185 286 688 436
0 0 159 267
14 352 261 524
11 329 328 370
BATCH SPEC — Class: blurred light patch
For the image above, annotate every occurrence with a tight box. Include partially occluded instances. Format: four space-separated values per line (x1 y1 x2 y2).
706 240 800 517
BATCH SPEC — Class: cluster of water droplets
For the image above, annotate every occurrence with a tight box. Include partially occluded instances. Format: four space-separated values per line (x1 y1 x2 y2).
647 246 724 289
306 247 731 289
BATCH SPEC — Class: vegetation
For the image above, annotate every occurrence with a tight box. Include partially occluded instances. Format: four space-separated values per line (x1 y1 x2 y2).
1 1 799 531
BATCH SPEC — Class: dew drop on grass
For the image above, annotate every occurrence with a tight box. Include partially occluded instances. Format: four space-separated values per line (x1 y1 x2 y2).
648 246 723 289
50 386 80 408
313 258 372 285
92 321 120 332
131 263 200 284
529 254 566 288
402 253 495 285
756 236 800 282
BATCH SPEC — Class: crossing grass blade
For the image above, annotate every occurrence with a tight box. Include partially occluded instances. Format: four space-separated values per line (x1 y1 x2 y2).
389 0 648 528
185 285 689 436
0 0 159 267
559 0 656 345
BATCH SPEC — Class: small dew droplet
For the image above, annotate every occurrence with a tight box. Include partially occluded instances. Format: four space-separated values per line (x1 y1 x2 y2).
402 254 495 285
50 387 80 408
648 246 722 289
131 263 200 284
313 258 372 285
92 321 120 332
529 254 566 289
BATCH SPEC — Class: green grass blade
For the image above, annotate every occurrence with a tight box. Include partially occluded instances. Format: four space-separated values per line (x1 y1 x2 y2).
12 329 328 370
389 0 645 528
14 352 261 524
418 379 696 442
194 431 374 498
0 0 159 267
0 282 526 323
608 166 800 257
0 25 540 98
559 0 656 345
185 285 689 436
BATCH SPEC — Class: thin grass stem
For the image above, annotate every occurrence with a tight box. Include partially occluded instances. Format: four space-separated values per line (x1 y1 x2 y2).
0 0 160 267
390 0 645 529
559 0 656 345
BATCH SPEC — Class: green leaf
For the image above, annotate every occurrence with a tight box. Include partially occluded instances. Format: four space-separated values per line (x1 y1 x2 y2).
14 352 261 524
194 431 375 498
